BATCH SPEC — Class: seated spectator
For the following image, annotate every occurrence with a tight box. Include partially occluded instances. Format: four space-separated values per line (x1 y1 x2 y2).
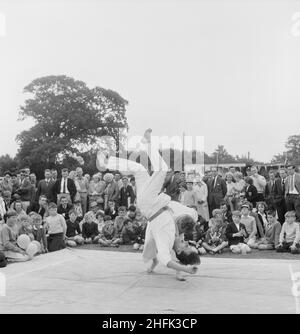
26 195 48 218
220 201 232 223
189 218 207 255
0 216 30 262
240 203 259 248
104 200 118 220
65 209 84 247
127 205 137 220
258 209 281 250
132 208 147 250
18 214 35 240
121 219 139 245
44 203 67 252
57 196 73 221
114 206 127 240
73 199 83 220
245 177 258 208
89 201 100 217
0 250 7 267
208 209 223 228
226 211 251 254
12 200 26 219
277 211 300 254
81 211 99 244
202 216 228 254
98 215 119 247
95 210 105 234
31 213 48 253
256 202 268 235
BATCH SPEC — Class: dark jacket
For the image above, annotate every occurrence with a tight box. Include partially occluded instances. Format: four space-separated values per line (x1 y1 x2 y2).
36 179 56 202
245 184 258 206
225 222 249 246
82 222 99 239
26 202 46 218
53 178 77 203
208 176 227 205
119 185 135 207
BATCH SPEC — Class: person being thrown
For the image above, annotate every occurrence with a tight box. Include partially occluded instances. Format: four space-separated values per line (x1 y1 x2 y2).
97 129 200 280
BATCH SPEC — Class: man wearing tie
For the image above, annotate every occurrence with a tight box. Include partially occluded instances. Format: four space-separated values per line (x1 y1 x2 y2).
53 168 77 205
208 168 227 217
285 165 300 221
274 168 287 224
36 169 55 203
264 170 276 209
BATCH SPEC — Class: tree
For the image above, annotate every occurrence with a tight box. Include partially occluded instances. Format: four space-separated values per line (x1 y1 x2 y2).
210 145 236 164
271 135 300 165
0 155 18 175
16 75 128 177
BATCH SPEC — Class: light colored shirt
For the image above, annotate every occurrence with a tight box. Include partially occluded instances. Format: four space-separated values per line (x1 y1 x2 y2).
241 215 257 238
76 176 89 193
251 174 266 193
45 214 67 235
288 174 299 195
279 222 300 244
60 178 69 194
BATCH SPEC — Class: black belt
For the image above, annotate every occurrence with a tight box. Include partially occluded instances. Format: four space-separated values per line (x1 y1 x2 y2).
148 206 169 222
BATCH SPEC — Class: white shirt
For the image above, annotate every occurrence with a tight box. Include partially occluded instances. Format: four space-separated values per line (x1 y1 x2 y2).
289 174 299 195
60 177 69 194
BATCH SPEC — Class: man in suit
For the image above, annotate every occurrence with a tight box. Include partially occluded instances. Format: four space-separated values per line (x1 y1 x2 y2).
207 168 227 217
26 195 48 218
285 165 300 221
274 168 287 224
119 176 135 208
36 169 56 203
16 170 35 212
162 170 181 202
264 170 276 209
53 168 77 204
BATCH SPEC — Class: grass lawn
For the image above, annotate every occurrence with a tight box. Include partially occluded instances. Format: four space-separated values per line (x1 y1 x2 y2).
77 243 300 260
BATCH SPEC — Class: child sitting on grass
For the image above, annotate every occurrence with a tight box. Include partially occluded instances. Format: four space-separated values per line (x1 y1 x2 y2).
276 211 300 254
65 209 84 247
257 209 281 250
113 206 127 242
31 213 48 253
81 211 100 244
98 215 119 247
202 216 228 254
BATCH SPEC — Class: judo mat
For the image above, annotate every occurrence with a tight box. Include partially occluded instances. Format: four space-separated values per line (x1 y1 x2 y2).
0 248 299 314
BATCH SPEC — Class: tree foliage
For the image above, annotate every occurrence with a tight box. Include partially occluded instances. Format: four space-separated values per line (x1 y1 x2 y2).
16 75 128 177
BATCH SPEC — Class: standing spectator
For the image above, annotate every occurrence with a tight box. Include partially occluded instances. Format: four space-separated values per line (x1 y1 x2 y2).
257 209 281 250
30 173 37 191
162 170 181 201
36 169 56 203
264 170 276 209
0 191 6 226
51 169 58 182
245 177 258 208
103 173 119 209
26 195 48 219
119 176 135 208
57 196 73 221
277 211 300 253
285 165 300 222
193 175 209 221
114 173 123 190
75 167 89 215
11 173 21 195
1 171 13 193
274 168 287 224
2 190 12 215
225 172 235 211
53 168 77 204
44 203 67 252
130 177 137 203
226 211 251 254
251 166 267 202
232 172 246 210
17 171 35 212
179 180 198 207
88 173 106 210
207 167 227 217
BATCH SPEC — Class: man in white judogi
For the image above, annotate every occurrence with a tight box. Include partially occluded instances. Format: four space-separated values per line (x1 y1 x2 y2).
97 129 200 280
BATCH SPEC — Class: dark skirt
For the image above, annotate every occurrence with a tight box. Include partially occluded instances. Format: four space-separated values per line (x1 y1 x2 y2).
47 233 65 252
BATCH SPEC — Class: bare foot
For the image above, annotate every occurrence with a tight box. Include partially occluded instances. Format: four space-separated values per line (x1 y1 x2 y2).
147 258 158 273
176 271 186 281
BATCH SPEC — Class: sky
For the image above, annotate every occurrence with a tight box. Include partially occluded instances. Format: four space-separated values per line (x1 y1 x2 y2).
0 0 300 162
